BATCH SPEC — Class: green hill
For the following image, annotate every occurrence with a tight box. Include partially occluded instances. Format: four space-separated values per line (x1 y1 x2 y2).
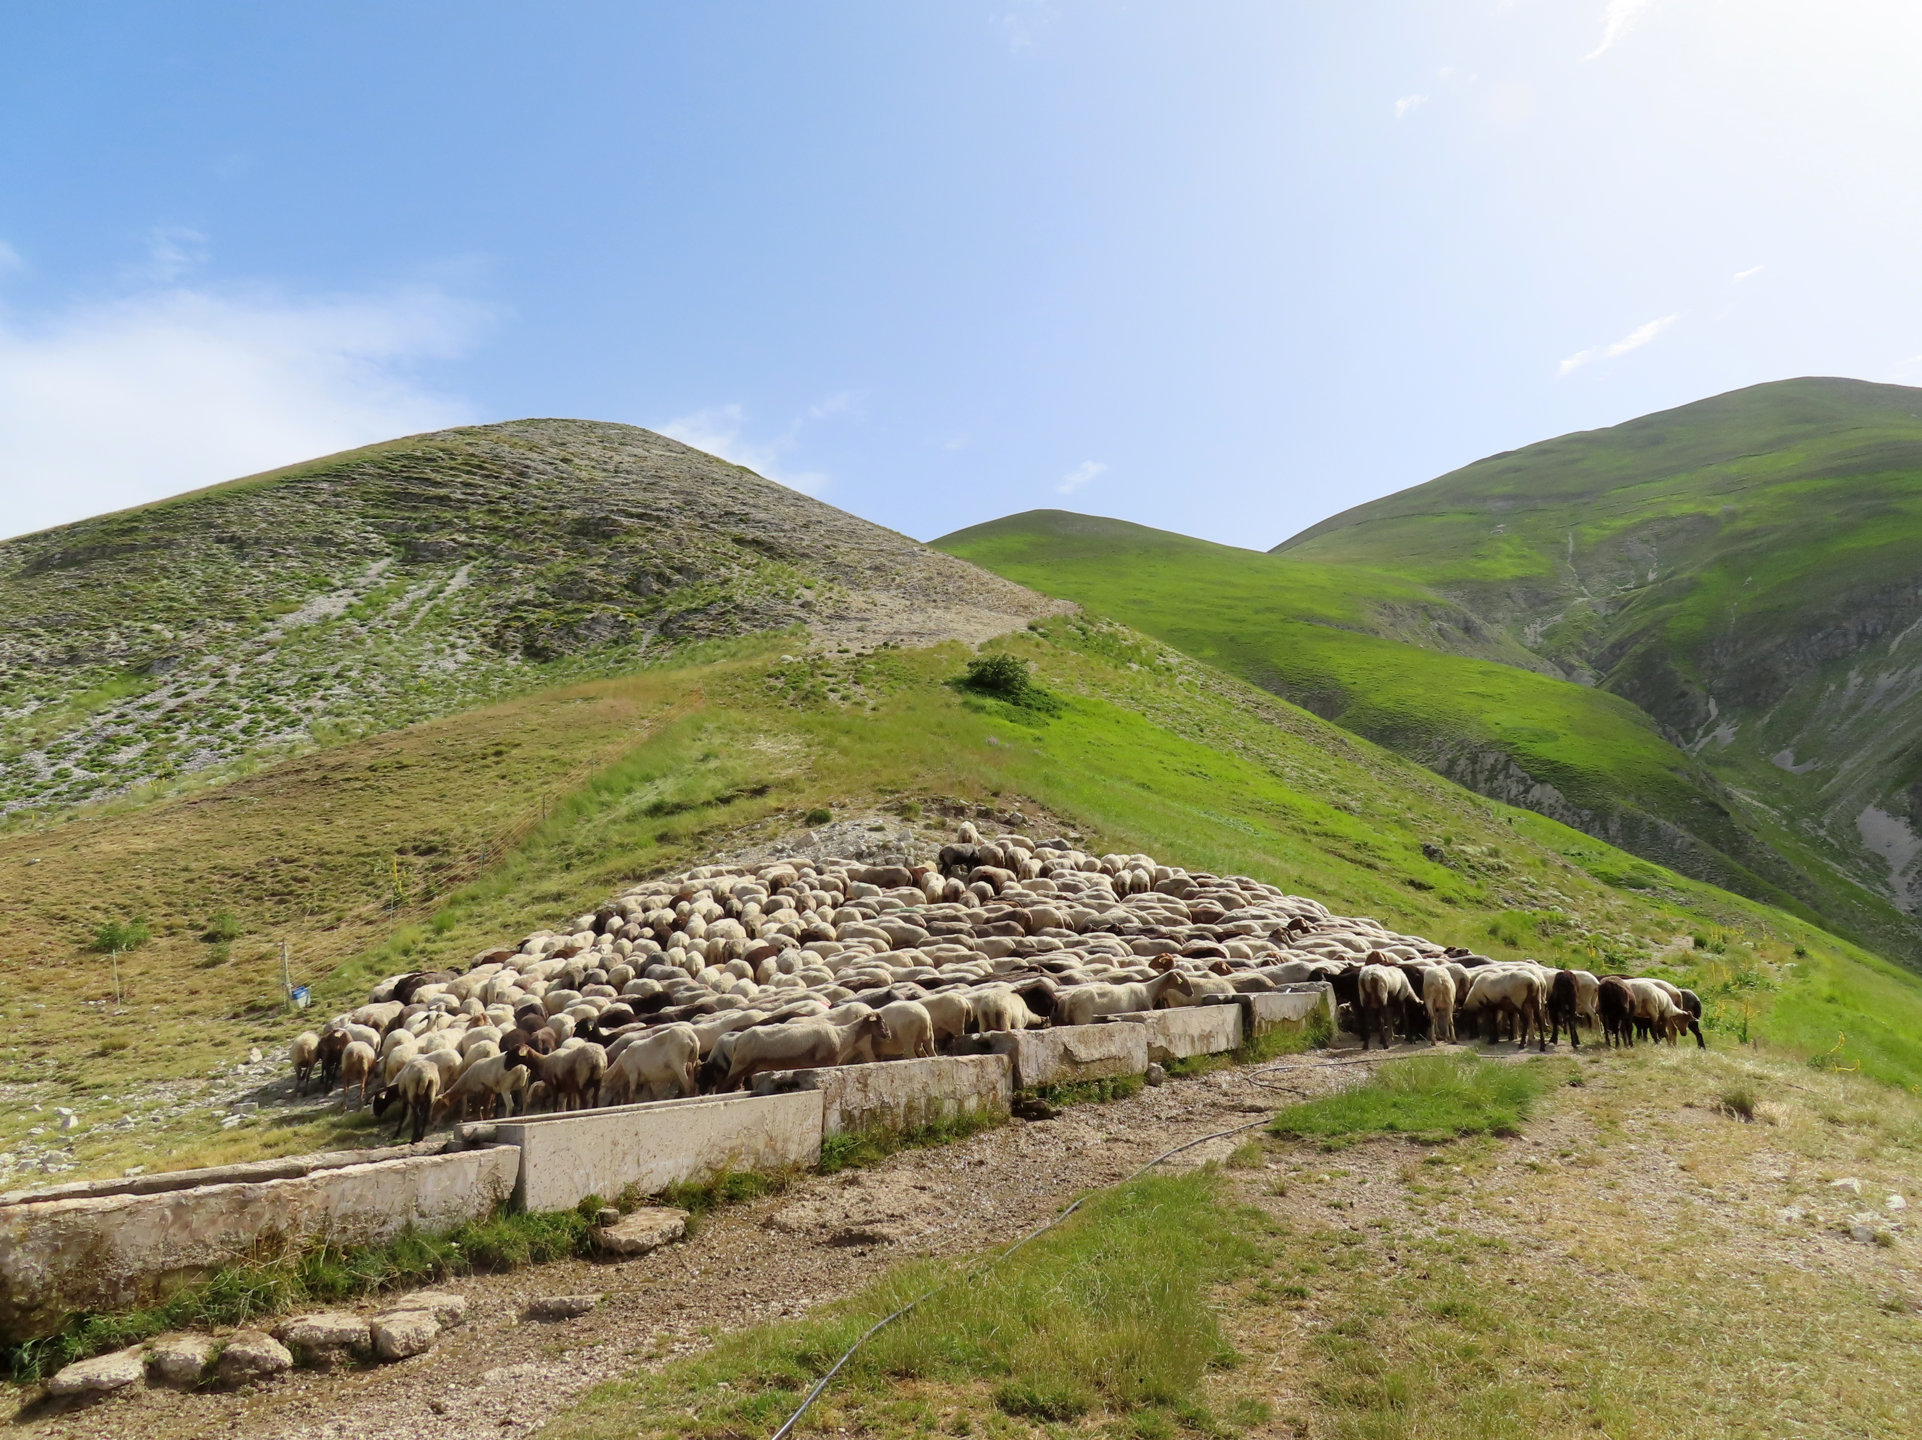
937 510 1917 960
0 419 1054 819
1278 377 1922 945
936 379 1922 965
10 404 1922 1193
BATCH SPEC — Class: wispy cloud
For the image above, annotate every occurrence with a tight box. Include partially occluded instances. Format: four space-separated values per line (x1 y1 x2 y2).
1557 313 1680 377
1585 0 1662 60
0 274 488 539
993 1 1058 54
660 393 858 496
1394 93 1430 120
0 239 24 276
1733 264 1765 282
137 226 209 284
1056 460 1106 496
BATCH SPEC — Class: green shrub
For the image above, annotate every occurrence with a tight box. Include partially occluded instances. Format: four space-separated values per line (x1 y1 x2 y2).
804 806 833 826
956 653 1060 712
89 917 151 953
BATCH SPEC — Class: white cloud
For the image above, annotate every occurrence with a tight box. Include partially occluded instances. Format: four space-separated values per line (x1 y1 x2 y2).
0 282 486 539
1055 459 1106 496
1733 264 1765 282
993 1 1059 54
137 226 209 284
1394 93 1430 120
0 240 24 276
1557 313 1680 377
1585 0 1662 60
659 398 846 495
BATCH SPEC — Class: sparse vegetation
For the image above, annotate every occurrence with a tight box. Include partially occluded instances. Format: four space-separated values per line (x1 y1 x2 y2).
541 1174 1268 1440
1269 1055 1553 1146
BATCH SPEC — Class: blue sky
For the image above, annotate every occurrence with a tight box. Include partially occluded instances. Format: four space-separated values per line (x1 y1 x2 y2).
5 1 1922 545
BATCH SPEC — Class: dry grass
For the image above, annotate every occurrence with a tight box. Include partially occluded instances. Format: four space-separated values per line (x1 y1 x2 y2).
1230 1045 1922 1438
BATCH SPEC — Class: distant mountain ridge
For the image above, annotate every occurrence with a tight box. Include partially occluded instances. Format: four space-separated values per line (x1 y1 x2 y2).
0 419 1056 816
938 378 1922 964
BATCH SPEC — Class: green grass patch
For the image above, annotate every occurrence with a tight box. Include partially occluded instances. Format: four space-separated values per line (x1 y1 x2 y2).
1268 1055 1555 1147
4 1204 594 1384
816 1111 1004 1176
1031 1074 1145 1108
540 1172 1267 1440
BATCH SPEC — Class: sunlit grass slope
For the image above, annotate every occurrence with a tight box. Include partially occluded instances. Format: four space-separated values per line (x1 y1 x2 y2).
7 617 1922 1183
935 511 1916 960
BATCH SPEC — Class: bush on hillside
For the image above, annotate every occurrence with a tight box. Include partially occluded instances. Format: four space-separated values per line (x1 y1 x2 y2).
956 653 1060 712
90 917 151 954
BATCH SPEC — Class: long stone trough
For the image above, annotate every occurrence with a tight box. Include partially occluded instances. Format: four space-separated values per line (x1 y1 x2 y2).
0 1142 519 1343
493 1089 825 1211
0 996 1321 1342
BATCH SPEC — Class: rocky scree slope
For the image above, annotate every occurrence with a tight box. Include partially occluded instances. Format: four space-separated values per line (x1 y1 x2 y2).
0 420 1057 816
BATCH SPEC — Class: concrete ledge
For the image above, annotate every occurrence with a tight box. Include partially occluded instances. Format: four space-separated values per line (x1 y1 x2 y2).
1114 1004 1243 1062
987 1024 1150 1089
755 1054 1013 1135
494 1091 823 1211
0 1136 465 1209
1241 983 1335 1037
0 1146 518 1343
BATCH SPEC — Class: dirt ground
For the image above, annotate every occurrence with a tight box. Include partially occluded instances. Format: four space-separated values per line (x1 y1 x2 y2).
15 1041 1922 1440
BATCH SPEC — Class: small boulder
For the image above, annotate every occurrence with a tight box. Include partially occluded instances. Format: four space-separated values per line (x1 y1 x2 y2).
1889 1194 1909 1212
1831 1176 1864 1196
523 1293 601 1321
370 1309 440 1361
1850 1223 1877 1244
595 1206 688 1258
146 1333 215 1389
1143 1062 1167 1087
393 1289 468 1328
47 1347 146 1397
275 1311 369 1368
216 1330 293 1387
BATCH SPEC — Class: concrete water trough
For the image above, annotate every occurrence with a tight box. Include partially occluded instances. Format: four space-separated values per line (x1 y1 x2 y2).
0 1143 519 1343
984 1022 1151 1089
1240 982 1336 1038
754 1053 1013 1135
1113 1003 1244 1062
492 1090 825 1211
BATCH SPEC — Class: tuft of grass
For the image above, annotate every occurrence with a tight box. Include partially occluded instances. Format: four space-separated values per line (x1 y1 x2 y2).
1717 1082 1758 1121
803 806 832 826
1032 1074 1144 1108
539 1172 1266 1440
817 1112 1003 1176
1269 1054 1552 1146
658 1167 791 1224
88 916 150 953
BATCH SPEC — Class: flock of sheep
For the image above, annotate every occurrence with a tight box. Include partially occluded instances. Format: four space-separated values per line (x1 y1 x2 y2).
290 826 1707 1138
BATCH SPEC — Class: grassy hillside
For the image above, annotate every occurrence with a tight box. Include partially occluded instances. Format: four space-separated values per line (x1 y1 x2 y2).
937 510 1920 960
1276 377 1922 930
0 419 1051 820
6 618 1921 1188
